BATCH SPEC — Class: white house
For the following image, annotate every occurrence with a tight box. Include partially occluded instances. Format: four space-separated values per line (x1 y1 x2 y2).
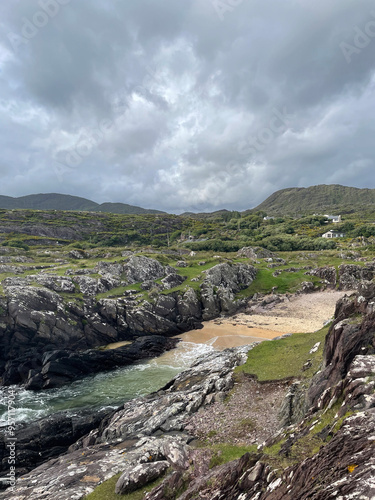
322 229 345 238
324 215 341 223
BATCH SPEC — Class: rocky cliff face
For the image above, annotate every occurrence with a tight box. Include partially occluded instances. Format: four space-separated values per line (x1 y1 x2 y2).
0 256 256 389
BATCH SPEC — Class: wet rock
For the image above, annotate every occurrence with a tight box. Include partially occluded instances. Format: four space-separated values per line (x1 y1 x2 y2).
0 408 110 478
23 336 178 390
1 347 251 499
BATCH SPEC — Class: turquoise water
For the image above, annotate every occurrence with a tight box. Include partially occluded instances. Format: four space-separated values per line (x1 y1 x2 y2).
0 341 215 427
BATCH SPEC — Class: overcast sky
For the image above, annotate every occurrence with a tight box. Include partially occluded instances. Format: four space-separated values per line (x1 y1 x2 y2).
1 0 375 213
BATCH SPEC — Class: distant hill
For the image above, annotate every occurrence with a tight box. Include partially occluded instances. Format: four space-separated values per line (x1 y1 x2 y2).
0 194 165 215
253 184 375 215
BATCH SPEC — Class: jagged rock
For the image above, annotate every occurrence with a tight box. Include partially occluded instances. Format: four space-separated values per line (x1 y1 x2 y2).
358 280 375 299
24 336 178 390
298 281 315 293
278 381 306 427
123 256 165 283
1 347 251 499
259 409 375 500
162 440 190 470
0 408 110 476
68 249 88 259
308 293 375 411
73 275 107 295
338 263 375 290
0 262 256 389
154 295 178 320
237 246 276 260
203 262 256 293
161 273 186 290
141 280 158 290
176 260 188 267
305 266 337 287
115 461 169 494
94 260 123 276
177 287 202 324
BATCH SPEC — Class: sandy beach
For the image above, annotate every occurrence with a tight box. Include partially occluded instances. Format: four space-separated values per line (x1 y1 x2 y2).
174 290 348 349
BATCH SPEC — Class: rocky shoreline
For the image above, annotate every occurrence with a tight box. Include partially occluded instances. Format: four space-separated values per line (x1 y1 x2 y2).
0 256 257 389
1 284 375 498
0 345 253 498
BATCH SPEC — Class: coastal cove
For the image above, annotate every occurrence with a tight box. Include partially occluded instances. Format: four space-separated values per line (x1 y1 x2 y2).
0 290 343 429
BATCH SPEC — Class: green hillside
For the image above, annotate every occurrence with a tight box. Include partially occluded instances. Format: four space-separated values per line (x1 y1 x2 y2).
0 194 165 215
253 184 375 215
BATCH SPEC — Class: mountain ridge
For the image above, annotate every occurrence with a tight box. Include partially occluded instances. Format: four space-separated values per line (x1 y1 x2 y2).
0 193 165 215
253 184 375 215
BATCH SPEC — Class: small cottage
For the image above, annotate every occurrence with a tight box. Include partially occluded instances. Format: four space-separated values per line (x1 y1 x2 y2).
324 214 341 223
322 229 345 238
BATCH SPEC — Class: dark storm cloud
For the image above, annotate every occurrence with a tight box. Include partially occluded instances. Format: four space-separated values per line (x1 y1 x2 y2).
0 0 375 212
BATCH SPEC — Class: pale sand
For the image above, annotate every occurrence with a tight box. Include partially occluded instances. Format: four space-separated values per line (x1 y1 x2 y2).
174 290 348 350
105 340 131 350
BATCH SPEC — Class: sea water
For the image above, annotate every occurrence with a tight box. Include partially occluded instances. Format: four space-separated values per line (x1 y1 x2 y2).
0 341 215 427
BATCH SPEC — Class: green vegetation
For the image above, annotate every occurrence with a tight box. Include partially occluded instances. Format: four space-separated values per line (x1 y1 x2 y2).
207 443 258 468
254 184 375 215
262 402 353 471
237 267 321 297
235 325 330 381
84 473 165 500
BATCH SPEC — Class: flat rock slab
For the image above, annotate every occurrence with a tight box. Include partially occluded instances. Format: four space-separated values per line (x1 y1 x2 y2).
115 461 169 494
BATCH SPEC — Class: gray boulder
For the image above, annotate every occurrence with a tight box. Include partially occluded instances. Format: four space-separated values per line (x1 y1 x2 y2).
123 256 165 283
203 263 256 293
161 273 185 290
115 461 169 494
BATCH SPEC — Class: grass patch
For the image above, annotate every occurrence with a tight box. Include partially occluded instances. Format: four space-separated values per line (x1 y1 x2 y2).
235 325 329 381
84 473 165 500
261 401 353 471
96 282 144 300
208 443 258 468
236 267 322 298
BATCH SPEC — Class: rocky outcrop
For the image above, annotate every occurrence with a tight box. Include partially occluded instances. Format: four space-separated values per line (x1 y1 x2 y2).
0 346 251 498
115 461 169 494
338 262 375 290
305 266 337 288
0 408 110 477
307 292 375 410
23 336 178 390
160 408 375 500
0 259 257 388
237 246 278 260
